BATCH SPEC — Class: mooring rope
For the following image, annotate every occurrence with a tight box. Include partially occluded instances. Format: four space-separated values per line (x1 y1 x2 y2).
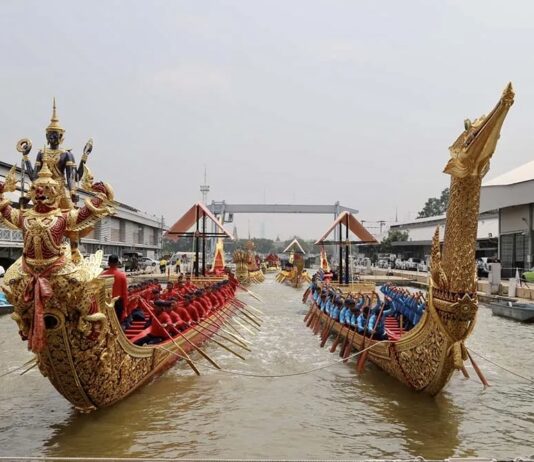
467 347 534 384
0 357 37 378
157 340 390 378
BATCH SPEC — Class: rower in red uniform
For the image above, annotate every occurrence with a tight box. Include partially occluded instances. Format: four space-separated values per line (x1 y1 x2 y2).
208 286 222 310
172 301 193 326
134 301 172 345
101 255 129 325
191 295 207 319
161 301 183 333
198 289 213 314
183 277 196 294
184 297 201 323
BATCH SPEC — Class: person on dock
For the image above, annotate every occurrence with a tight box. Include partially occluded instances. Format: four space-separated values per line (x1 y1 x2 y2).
102 254 129 326
159 256 168 274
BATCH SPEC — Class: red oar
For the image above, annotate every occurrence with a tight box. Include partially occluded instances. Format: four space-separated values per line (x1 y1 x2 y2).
329 320 344 352
303 303 315 323
320 316 335 347
306 309 316 328
139 300 201 375
302 286 311 304
342 325 358 362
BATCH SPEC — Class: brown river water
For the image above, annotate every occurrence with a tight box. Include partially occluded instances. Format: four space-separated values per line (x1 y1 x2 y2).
0 274 533 460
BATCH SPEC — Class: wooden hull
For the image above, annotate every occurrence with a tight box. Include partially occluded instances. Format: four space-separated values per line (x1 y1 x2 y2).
0 304 14 315
307 300 466 395
36 298 241 412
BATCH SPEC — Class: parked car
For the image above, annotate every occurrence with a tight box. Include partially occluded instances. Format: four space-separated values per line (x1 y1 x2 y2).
377 259 389 268
405 258 422 271
123 252 142 272
394 259 406 270
139 257 157 271
417 260 428 272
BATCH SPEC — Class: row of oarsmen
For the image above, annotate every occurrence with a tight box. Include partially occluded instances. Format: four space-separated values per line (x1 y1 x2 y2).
126 279 238 345
379 283 426 329
310 283 390 340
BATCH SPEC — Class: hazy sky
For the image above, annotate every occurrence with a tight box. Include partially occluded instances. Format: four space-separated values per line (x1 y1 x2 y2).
1 0 532 239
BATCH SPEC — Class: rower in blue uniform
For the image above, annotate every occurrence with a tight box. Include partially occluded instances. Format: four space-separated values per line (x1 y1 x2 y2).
350 295 365 329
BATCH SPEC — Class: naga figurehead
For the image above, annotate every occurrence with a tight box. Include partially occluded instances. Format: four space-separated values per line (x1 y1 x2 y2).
444 82 515 180
424 84 515 385
436 83 514 295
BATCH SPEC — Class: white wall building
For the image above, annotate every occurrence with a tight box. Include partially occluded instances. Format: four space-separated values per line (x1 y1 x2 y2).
388 212 498 260
481 159 534 277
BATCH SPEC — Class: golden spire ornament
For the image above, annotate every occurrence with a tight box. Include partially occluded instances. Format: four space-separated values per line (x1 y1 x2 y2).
46 97 65 133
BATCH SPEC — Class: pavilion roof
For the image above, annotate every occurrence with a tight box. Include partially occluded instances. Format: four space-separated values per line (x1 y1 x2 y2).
283 238 306 254
164 202 233 241
315 211 377 244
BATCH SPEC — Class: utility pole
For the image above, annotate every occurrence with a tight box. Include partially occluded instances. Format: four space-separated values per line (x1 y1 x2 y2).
199 167 211 255
159 215 165 258
200 167 210 204
379 220 386 234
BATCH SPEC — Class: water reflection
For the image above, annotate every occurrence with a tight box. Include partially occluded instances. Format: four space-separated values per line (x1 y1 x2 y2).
42 365 230 459
352 369 464 459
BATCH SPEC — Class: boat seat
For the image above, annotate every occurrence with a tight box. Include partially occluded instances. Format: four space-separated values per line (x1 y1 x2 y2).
384 316 402 341
125 328 144 335
128 327 152 343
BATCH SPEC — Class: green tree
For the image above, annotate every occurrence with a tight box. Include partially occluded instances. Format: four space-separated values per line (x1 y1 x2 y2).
377 229 409 254
417 188 450 218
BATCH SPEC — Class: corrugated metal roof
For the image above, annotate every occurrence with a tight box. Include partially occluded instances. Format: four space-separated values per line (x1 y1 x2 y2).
483 159 534 186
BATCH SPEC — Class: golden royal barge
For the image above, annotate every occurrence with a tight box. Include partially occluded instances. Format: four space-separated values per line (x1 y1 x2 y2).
1 104 257 411
305 84 514 394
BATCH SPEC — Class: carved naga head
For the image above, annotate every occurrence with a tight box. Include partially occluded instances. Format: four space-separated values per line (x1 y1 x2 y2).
444 83 514 179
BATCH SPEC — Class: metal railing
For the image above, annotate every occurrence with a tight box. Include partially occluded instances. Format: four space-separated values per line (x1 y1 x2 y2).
0 227 23 242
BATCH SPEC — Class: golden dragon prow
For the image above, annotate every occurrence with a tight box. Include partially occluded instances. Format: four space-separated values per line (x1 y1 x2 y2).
308 84 514 394
422 82 515 393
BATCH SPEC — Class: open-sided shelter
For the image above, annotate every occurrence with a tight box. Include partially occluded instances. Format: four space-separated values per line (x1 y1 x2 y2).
315 211 377 284
164 202 233 276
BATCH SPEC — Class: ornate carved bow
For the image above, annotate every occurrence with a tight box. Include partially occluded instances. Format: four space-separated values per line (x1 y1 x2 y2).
22 256 65 353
